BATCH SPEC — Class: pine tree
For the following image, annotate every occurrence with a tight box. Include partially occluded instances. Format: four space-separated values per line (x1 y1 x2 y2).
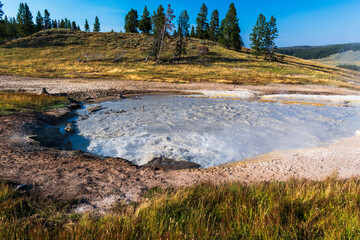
52 19 58 28
190 26 196 37
72 21 77 30
138 6 152 33
93 16 100 32
209 10 220 41
249 14 267 58
146 5 165 62
196 3 209 39
77 25 81 31
44 9 51 29
84 19 90 32
60 19 65 28
219 3 243 50
125 9 138 33
151 5 165 37
35 11 43 32
173 29 177 37
0 1 4 20
175 10 190 58
157 4 175 62
17 3 34 37
264 16 278 61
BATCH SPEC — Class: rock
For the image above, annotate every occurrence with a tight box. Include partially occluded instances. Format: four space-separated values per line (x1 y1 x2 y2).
64 123 75 133
41 87 49 95
14 184 33 192
87 105 104 113
144 157 201 170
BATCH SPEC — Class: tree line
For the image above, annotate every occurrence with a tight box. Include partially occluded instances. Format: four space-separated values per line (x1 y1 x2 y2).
125 3 278 62
0 1 101 43
0 1 279 62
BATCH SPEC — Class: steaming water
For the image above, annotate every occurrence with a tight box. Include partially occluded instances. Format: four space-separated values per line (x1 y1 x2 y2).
69 95 360 168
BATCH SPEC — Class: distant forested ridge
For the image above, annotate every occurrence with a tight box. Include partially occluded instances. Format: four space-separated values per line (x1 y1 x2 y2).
277 43 360 59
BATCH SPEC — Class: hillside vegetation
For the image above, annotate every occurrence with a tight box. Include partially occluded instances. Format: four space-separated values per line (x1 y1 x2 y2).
2 177 360 239
277 43 360 60
1 29 359 87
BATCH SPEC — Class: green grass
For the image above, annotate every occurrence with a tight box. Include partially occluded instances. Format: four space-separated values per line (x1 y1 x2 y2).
1 29 360 89
0 92 69 115
2 177 360 239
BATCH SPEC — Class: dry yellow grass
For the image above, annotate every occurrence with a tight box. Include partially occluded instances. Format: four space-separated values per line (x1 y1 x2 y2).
1 29 360 88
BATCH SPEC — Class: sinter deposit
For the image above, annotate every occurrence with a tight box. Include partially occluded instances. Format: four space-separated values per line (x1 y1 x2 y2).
69 95 360 168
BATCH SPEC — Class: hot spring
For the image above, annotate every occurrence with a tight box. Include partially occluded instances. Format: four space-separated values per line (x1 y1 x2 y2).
68 95 360 168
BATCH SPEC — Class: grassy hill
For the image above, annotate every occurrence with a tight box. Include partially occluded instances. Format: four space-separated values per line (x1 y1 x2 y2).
313 50 360 67
1 29 360 88
277 43 360 60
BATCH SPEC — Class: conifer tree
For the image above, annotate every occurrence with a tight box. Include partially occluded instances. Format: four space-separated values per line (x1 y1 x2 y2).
84 19 90 32
173 29 177 37
209 10 220 41
52 19 58 28
138 6 152 33
219 3 243 50
44 9 51 29
72 21 77 30
35 11 43 32
151 5 165 37
145 5 165 62
0 1 4 20
175 10 190 58
249 14 267 58
190 26 196 38
125 9 139 33
93 16 100 32
264 16 278 61
195 3 209 39
60 19 65 28
17 3 34 37
157 4 175 62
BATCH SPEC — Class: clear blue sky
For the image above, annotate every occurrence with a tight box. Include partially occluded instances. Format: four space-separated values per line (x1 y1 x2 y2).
2 0 360 47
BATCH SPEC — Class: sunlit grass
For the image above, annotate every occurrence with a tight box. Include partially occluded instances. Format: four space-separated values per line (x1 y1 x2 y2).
1 29 359 88
1 177 360 239
0 92 69 115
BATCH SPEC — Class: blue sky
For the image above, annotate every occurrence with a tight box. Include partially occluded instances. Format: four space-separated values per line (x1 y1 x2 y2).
2 0 360 47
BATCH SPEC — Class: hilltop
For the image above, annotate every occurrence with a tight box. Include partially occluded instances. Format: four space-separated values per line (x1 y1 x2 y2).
0 29 360 88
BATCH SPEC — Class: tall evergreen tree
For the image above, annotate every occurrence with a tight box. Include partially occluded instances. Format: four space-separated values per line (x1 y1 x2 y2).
195 3 209 39
60 19 65 28
190 26 196 37
146 5 165 62
35 11 43 32
0 1 4 20
84 19 90 32
175 10 190 58
93 16 100 32
209 10 220 41
138 6 152 33
17 3 34 37
151 5 165 37
264 16 278 61
157 4 175 62
72 21 77 30
51 19 58 28
249 14 267 58
44 9 51 29
219 3 243 50
124 9 139 33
